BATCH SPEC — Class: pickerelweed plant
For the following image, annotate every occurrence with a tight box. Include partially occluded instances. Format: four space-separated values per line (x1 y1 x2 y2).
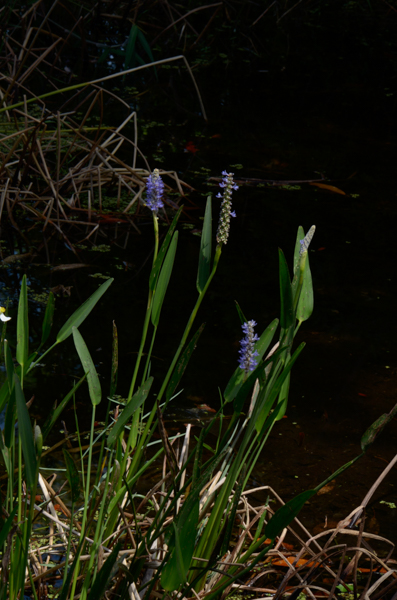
0 172 389 600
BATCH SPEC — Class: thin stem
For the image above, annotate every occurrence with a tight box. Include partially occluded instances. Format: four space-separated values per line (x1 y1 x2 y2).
157 244 222 403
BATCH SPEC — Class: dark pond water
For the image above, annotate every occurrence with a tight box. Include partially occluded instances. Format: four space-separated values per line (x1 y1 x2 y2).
1 28 397 546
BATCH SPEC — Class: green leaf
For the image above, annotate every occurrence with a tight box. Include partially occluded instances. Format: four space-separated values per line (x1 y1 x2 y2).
42 376 85 440
14 374 37 489
16 274 28 369
149 207 183 291
255 343 305 433
279 249 294 330
56 278 113 343
197 196 212 293
275 370 290 421
293 226 305 278
87 542 122 600
124 24 139 70
110 321 118 398
166 324 205 402
161 495 200 591
137 28 156 65
41 291 55 345
0 506 18 547
4 388 16 449
63 449 81 503
224 318 279 405
361 403 397 452
0 380 10 415
151 231 178 327
265 453 362 540
4 339 14 393
234 301 248 326
72 327 102 406
265 489 315 540
296 252 313 323
107 378 153 446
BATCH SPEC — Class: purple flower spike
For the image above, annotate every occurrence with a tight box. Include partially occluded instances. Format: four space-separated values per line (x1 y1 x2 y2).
238 320 259 374
216 171 238 245
145 168 164 213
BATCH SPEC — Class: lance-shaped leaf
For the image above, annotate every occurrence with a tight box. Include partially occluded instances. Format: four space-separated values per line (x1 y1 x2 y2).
296 251 313 323
151 231 178 327
14 374 37 489
279 249 294 331
63 449 81 503
87 542 122 600
72 327 101 406
149 207 183 291
361 402 397 452
0 506 18 548
56 278 113 343
110 320 118 398
161 493 200 591
4 388 16 449
265 452 361 540
16 274 29 370
107 377 153 446
41 291 55 345
4 339 14 394
197 196 212 293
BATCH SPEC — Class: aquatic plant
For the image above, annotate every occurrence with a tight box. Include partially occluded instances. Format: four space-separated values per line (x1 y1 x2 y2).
0 191 395 600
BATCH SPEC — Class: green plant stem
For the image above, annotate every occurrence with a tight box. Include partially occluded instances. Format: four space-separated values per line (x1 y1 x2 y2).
70 406 96 599
127 214 159 402
158 244 222 404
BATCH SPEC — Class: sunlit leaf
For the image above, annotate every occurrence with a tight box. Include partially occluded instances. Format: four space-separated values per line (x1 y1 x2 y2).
151 232 178 327
107 378 153 446
72 327 101 406
161 495 200 591
149 207 182 291
56 278 113 343
16 274 28 370
197 196 212 293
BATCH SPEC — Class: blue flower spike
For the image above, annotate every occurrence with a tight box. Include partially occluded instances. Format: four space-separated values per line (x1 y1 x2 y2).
238 320 259 375
216 170 238 245
0 306 11 322
145 168 165 214
299 225 316 256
